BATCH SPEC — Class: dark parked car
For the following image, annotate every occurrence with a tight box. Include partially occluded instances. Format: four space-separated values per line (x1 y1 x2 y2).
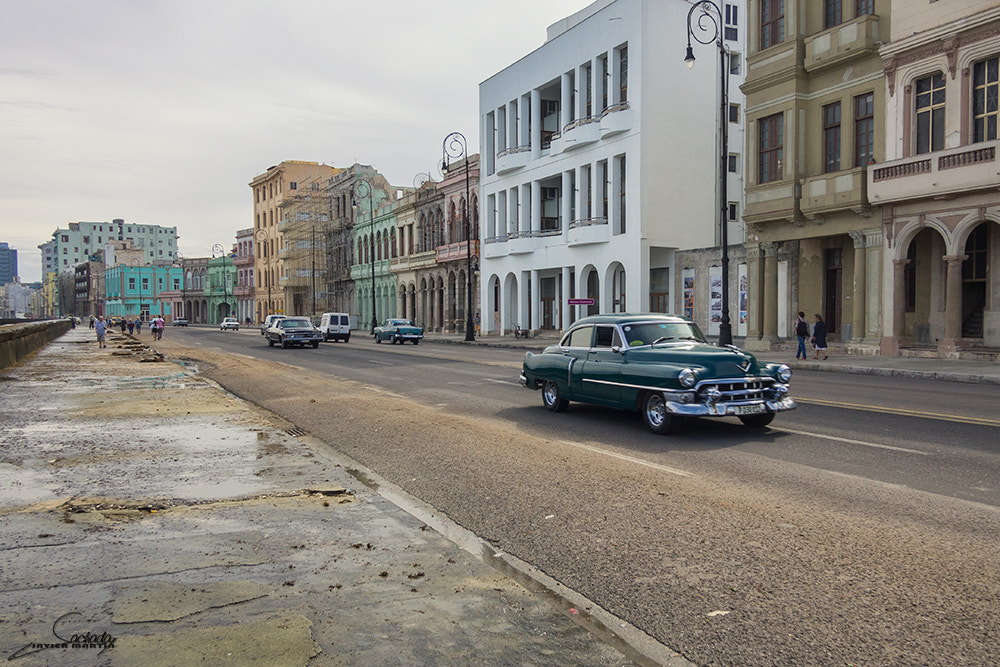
520 313 795 434
373 318 423 345
264 317 322 349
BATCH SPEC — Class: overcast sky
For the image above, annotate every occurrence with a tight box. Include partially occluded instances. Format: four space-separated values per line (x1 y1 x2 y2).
0 0 595 283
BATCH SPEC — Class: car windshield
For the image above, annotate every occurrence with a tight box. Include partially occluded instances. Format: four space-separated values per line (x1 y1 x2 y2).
620 321 707 347
282 319 312 328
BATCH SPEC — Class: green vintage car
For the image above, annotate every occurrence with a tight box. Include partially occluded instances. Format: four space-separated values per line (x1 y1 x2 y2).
373 318 424 344
519 314 795 435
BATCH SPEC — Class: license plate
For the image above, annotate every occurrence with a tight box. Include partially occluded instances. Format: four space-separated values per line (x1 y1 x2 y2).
734 404 766 416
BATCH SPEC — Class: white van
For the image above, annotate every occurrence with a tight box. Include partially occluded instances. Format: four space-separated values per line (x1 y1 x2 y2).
318 313 351 342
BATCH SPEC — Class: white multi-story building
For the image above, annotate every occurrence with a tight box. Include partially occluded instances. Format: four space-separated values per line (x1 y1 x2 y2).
46 219 179 272
478 0 745 336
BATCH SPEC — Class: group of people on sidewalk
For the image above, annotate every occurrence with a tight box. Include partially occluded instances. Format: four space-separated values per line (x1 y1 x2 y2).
795 311 829 360
91 314 165 348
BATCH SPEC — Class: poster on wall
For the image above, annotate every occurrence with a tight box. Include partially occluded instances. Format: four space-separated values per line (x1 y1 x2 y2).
709 269 722 327
682 269 695 320
738 264 748 337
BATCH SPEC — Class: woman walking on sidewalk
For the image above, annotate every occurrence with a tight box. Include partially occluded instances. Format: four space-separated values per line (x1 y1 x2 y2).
812 314 828 360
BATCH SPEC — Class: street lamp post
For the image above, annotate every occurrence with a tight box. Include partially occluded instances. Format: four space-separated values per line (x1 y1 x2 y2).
353 178 377 333
685 0 733 347
254 228 270 322
212 243 229 322
442 131 476 342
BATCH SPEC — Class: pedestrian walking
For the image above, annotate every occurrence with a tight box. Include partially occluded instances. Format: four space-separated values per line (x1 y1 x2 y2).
135 319 143 335
95 316 107 348
794 311 810 360
127 320 135 334
153 315 165 340
812 314 828 360
89 316 95 329
120 318 127 334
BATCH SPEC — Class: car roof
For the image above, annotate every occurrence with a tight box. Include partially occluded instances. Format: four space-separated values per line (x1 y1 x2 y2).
570 313 693 327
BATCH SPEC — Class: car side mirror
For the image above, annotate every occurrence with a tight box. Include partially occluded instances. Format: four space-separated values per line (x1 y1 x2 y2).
611 345 623 354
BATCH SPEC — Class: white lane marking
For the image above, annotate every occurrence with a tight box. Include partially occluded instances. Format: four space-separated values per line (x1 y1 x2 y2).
772 427 931 455
485 378 520 386
369 360 393 365
560 440 696 478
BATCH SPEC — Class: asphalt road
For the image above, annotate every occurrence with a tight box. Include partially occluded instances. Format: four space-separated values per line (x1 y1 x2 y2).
152 327 1000 667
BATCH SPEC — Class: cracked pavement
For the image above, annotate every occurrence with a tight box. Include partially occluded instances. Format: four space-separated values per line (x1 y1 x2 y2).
0 328 649 666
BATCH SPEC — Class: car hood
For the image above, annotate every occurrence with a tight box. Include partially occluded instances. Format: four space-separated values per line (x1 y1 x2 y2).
278 326 317 332
621 343 765 377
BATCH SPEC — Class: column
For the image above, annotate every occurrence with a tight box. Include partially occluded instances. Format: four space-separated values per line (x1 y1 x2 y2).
561 170 573 233
943 254 967 347
593 55 603 114
562 266 573 330
531 89 542 159
530 269 540 331
576 165 586 225
609 48 621 106
560 73 572 131
531 180 541 233
762 242 779 343
592 161 603 222
849 230 867 342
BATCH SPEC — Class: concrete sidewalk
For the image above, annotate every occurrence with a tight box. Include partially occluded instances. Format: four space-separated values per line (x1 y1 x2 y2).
0 328 690 666
422 332 1000 385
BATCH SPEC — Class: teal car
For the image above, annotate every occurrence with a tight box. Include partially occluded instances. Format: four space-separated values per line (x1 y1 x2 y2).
373 318 423 345
519 314 795 435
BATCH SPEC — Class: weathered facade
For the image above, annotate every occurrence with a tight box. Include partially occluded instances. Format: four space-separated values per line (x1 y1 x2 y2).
869 0 1000 356
250 161 340 322
742 0 889 352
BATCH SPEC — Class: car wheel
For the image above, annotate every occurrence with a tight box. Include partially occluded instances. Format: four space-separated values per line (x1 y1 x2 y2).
323 333 328 342
642 392 681 435
311 341 319 348
268 339 274 347
375 334 381 343
281 339 288 349
541 380 568 412
412 339 419 345
739 412 775 428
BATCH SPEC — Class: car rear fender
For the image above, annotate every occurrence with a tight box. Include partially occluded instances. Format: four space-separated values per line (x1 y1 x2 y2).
523 351 575 394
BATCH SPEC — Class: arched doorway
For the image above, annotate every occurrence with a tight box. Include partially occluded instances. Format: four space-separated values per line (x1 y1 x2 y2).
961 222 989 338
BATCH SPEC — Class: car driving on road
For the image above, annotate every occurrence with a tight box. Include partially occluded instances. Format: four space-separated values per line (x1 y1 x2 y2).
220 317 240 331
520 313 795 434
264 317 323 349
373 318 423 345
260 314 286 335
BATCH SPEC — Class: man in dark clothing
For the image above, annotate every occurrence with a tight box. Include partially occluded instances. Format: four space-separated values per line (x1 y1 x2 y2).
794 312 809 360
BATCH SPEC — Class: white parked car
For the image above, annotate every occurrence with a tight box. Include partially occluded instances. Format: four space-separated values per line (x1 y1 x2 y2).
220 317 240 331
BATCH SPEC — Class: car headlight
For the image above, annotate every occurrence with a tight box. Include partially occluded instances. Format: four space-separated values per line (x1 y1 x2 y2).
678 368 697 388
777 364 792 383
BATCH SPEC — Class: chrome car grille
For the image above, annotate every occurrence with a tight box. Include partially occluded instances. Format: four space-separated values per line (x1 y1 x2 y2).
698 378 774 402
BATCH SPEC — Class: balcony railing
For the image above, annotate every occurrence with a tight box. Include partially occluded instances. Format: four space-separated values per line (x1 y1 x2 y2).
435 240 480 263
868 141 999 205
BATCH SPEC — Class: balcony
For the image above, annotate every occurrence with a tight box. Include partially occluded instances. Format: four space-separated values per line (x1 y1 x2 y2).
743 179 798 225
508 231 537 255
435 240 479 263
804 14 880 73
483 236 507 259
496 145 531 175
554 116 601 153
567 218 609 246
600 102 632 137
800 167 868 219
868 141 999 205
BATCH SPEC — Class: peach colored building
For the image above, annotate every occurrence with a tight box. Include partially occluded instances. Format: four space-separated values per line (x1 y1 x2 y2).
249 161 340 322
